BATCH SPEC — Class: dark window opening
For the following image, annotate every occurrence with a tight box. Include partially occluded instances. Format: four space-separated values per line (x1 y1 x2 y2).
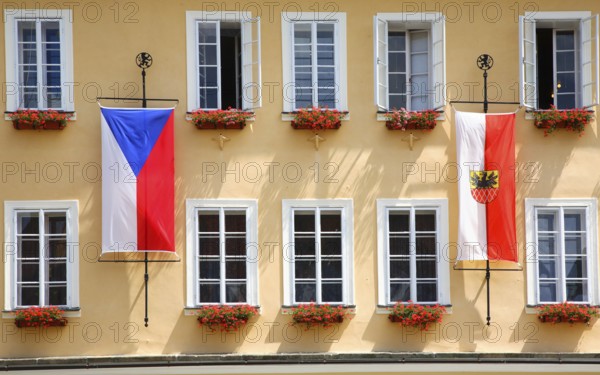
537 28 554 110
220 24 242 109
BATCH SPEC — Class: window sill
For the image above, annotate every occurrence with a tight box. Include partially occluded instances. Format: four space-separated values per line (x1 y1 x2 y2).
4 111 77 121
376 110 445 122
376 304 453 315
525 108 596 121
280 305 356 315
3 307 81 319
524 304 599 315
281 111 350 122
184 306 261 316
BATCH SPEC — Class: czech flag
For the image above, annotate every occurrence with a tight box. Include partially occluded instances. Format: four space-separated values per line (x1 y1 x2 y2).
101 107 175 253
455 111 517 263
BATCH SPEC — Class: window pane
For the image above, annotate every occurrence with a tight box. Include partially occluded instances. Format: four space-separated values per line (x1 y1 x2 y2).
48 262 66 282
417 282 437 302
199 87 218 109
556 31 575 50
317 23 334 44
18 21 36 42
225 211 246 232
19 261 39 282
226 283 246 303
565 234 585 255
19 286 39 306
565 257 586 278
539 282 557 302
321 259 342 278
390 259 410 278
556 94 575 110
416 211 436 231
389 235 410 255
295 260 316 278
317 210 339 230
294 23 312 44
199 283 220 303
566 281 586 302
390 282 410 302
410 74 428 96
410 31 428 52
198 211 219 232
538 258 557 278
18 213 39 234
198 236 220 256
416 236 436 255
199 260 220 279
294 45 312 66
389 74 407 94
557 73 575 92
199 67 218 88
46 213 66 234
321 236 341 255
389 211 409 232
411 53 428 74
317 45 334 65
225 236 246 256
538 235 556 255
198 45 217 65
321 282 343 302
295 283 316 302
294 236 316 256
226 260 246 279
564 211 584 231
537 213 555 231
388 32 406 51
48 238 67 258
48 285 66 306
389 95 407 110
294 211 315 232
197 23 217 43
389 52 406 73
19 238 39 258
556 51 575 72
416 259 436 278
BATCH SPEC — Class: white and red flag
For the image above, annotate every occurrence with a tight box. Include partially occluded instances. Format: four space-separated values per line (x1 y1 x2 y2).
455 111 517 263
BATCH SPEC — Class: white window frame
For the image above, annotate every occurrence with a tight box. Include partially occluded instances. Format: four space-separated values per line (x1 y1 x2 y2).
185 199 259 307
282 199 354 306
4 9 74 112
525 198 599 306
4 200 79 311
185 11 262 112
374 13 446 112
376 199 450 306
281 12 348 112
519 11 599 110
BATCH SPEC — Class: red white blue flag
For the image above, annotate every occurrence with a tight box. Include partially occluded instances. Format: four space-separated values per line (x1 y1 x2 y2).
101 107 175 253
455 111 517 263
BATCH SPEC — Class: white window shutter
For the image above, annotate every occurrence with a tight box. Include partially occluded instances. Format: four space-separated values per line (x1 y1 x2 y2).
431 16 446 110
241 17 262 110
581 14 599 109
374 16 388 111
519 16 537 109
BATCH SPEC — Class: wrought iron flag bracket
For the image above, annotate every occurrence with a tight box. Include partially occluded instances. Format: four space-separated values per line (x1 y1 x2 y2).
451 54 521 326
97 53 180 329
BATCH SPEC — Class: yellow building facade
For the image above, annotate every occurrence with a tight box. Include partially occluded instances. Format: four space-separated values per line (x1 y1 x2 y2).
1 0 600 373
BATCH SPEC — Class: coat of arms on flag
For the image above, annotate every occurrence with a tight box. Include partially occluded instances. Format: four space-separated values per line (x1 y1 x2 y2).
100 107 175 254
455 111 517 263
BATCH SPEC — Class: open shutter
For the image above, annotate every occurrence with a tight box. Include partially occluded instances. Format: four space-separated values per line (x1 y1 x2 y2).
431 16 446 110
241 17 262 110
581 14 599 108
374 16 388 111
519 16 537 109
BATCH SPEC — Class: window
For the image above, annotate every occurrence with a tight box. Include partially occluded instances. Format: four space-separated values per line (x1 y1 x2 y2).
525 199 599 306
4 201 79 310
520 12 599 110
281 12 348 112
374 13 445 112
185 200 258 307
4 9 74 112
376 199 450 306
282 200 353 306
185 11 261 112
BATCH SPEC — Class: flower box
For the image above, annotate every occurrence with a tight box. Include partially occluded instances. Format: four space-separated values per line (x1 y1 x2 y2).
290 107 344 131
290 303 348 329
384 109 438 131
190 109 253 130
14 306 68 328
196 304 258 332
536 302 599 325
9 110 70 130
533 106 593 136
387 301 446 331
